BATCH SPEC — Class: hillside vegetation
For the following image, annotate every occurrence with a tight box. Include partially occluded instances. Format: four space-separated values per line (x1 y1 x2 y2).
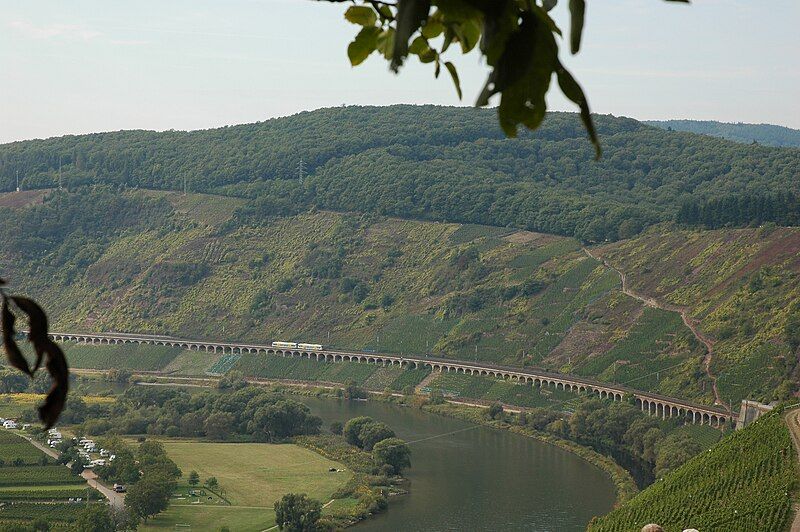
1 187 797 404
2 106 799 241
647 119 800 148
588 410 798 532
0 188 719 401
595 225 800 404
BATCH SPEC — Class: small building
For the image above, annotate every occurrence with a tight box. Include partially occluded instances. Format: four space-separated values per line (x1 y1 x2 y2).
736 400 776 429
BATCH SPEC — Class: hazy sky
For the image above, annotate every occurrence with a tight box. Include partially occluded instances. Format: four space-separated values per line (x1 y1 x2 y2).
1 0 798 144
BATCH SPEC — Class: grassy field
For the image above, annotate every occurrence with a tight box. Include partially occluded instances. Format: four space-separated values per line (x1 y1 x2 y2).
589 411 797 531
142 442 351 531
0 393 115 420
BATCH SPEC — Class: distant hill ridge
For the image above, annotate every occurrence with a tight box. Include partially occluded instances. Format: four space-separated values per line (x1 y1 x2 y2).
646 119 800 148
1 105 798 242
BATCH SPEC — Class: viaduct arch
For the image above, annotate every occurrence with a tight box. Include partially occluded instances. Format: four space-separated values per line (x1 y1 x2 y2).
50 331 734 427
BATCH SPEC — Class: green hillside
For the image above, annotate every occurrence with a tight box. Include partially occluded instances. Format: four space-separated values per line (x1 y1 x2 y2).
588 410 798 531
1 187 797 404
595 225 800 404
2 106 799 241
647 119 800 148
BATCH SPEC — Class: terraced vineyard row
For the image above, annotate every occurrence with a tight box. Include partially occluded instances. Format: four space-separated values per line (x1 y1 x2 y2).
63 343 184 371
589 410 797 532
425 372 578 408
0 430 102 528
233 354 430 391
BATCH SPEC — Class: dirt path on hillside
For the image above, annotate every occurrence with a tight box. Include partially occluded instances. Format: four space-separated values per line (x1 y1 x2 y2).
415 371 440 393
785 408 800 532
583 248 726 410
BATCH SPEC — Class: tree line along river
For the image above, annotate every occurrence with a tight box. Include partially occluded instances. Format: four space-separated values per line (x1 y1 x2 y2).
298 397 617 531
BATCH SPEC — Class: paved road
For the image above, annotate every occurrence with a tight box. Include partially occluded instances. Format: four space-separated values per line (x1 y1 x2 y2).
785 408 800 532
82 469 125 509
20 432 125 509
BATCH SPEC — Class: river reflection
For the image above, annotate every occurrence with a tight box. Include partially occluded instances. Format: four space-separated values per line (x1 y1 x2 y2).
297 397 616 532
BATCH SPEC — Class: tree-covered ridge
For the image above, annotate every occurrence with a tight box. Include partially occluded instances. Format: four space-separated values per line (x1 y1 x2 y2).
647 119 800 148
1 106 798 241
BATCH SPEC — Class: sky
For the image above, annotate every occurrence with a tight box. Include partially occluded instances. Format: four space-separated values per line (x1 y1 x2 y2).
1 0 798 144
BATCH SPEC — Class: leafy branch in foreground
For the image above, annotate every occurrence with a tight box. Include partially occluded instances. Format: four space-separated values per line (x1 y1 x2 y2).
0 278 68 428
333 0 687 157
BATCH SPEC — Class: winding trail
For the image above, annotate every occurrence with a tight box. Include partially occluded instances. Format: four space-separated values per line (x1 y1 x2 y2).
583 247 726 410
785 408 800 532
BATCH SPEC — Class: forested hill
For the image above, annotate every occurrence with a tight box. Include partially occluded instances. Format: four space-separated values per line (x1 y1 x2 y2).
646 119 800 148
2 106 799 241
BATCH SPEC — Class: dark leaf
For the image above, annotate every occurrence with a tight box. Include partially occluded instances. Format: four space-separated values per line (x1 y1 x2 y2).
452 18 482 53
408 35 429 55
1 298 32 377
568 0 585 54
480 0 519 66
38 339 69 429
478 11 557 137
444 61 462 99
11 296 49 372
391 0 431 72
556 62 600 158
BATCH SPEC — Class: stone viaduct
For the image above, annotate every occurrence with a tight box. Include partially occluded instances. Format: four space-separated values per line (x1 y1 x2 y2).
50 331 735 427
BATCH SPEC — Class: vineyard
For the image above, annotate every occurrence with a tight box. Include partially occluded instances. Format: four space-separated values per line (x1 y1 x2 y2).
0 432 52 466
233 354 430 391
0 465 85 486
425 372 578 408
588 410 798 532
207 354 242 375
0 501 91 521
64 343 184 371
0 429 101 527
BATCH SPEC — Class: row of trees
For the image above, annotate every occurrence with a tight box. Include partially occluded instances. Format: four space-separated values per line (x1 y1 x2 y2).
69 386 323 441
677 192 800 229
490 398 708 480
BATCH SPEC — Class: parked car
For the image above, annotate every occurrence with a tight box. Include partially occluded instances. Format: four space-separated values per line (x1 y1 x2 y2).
113 484 126 493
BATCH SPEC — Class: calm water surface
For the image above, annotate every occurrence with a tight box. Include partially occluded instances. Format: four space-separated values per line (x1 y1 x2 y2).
298 397 616 532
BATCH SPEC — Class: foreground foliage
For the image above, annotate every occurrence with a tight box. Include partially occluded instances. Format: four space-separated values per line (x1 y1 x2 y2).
588 410 797 532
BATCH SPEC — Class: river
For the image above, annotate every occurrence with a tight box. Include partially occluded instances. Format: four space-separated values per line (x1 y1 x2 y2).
298 397 616 531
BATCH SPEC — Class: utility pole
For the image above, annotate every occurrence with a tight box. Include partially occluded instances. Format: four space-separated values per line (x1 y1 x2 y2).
297 159 306 183
15 170 20 192
58 155 63 190
183 176 188 195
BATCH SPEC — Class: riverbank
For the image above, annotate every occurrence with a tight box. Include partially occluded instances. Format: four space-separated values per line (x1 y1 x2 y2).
420 402 639 505
295 434 408 528
275 385 637 505
76 371 639 508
